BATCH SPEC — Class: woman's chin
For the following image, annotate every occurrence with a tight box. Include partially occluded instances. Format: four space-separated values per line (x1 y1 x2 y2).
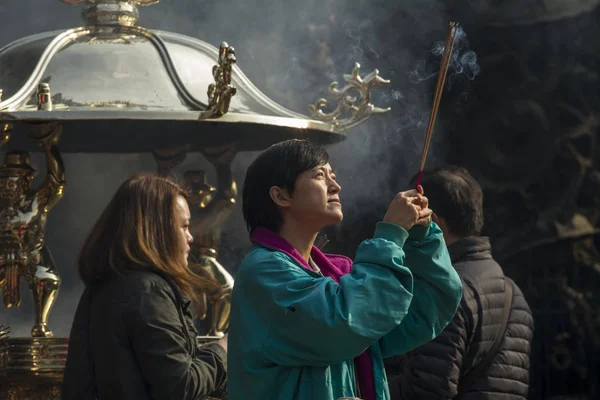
326 211 344 225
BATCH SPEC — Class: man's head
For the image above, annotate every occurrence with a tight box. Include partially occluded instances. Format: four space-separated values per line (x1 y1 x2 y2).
412 165 484 243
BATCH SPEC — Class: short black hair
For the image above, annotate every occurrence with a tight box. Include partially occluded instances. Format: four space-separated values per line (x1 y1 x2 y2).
242 140 329 233
412 165 484 237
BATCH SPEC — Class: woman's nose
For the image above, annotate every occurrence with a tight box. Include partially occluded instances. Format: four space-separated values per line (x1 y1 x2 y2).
329 179 341 193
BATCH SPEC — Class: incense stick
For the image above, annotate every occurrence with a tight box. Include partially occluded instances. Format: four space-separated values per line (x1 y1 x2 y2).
415 22 459 188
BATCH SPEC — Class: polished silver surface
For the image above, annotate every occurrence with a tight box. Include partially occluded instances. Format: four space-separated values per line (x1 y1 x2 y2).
0 26 314 118
0 0 392 153
0 27 206 112
0 25 347 151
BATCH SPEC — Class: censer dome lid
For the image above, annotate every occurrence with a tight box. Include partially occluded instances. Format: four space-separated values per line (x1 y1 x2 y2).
0 0 390 153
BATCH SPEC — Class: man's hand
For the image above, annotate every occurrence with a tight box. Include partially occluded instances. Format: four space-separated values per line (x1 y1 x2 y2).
383 188 428 231
413 185 432 226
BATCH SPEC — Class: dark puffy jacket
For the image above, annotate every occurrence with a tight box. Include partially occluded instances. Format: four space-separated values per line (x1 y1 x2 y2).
62 269 227 400
385 237 534 399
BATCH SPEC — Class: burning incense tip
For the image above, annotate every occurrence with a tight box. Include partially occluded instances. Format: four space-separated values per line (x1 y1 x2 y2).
415 21 460 189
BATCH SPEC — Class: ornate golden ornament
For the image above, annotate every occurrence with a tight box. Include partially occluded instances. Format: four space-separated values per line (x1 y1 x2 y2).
199 42 238 119
309 63 391 131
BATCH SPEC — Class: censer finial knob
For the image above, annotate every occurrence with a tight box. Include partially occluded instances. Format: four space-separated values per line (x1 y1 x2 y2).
60 0 161 27
37 83 53 111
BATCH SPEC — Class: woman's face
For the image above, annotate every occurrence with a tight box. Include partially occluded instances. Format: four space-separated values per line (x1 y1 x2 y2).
282 163 343 229
174 195 193 267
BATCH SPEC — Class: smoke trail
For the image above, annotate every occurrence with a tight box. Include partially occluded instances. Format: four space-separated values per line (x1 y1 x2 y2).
409 26 481 89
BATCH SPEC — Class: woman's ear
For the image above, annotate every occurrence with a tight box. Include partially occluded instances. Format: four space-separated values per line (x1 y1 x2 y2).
269 186 292 208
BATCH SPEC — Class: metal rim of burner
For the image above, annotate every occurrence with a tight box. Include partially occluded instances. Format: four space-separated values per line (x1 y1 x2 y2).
0 325 9 371
1 337 69 374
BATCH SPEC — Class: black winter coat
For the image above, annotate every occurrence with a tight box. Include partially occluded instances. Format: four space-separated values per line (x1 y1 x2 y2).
385 237 534 399
61 269 227 400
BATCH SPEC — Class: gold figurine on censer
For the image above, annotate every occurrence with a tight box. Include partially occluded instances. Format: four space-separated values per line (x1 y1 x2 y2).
0 123 65 338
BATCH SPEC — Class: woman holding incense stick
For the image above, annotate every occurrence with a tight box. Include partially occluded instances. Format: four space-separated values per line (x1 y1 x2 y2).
227 139 462 400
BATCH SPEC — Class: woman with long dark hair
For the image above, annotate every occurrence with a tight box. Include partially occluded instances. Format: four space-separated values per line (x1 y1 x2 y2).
62 174 227 400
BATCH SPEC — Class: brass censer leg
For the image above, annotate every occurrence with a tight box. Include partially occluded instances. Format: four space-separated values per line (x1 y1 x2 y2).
152 144 237 338
3 255 21 308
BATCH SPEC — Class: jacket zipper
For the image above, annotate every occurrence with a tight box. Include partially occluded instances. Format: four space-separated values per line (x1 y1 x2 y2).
352 360 362 398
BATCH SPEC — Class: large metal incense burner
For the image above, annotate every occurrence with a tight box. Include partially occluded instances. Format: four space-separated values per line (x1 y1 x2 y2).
0 1 389 398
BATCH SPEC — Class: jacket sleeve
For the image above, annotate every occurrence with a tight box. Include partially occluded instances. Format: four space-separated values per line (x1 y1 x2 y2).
124 282 227 400
379 223 463 358
386 301 471 399
248 222 415 367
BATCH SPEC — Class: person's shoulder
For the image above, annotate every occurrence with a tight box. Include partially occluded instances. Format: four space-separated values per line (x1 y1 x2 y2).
242 246 293 265
106 268 177 300
453 274 477 315
507 277 533 313
237 246 297 279
121 268 169 285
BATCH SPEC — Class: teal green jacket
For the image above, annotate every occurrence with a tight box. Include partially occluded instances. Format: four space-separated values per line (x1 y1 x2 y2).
227 222 462 400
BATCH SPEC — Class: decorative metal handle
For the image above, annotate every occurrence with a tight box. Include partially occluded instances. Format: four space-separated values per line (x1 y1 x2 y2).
199 42 238 119
309 63 391 132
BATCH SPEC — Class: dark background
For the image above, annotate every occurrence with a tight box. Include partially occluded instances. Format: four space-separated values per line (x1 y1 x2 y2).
1 1 599 398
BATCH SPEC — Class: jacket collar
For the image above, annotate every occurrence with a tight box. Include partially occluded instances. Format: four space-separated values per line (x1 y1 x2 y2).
250 226 352 282
447 236 493 264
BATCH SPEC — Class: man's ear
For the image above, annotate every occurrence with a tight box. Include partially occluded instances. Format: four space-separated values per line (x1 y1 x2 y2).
269 186 292 208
